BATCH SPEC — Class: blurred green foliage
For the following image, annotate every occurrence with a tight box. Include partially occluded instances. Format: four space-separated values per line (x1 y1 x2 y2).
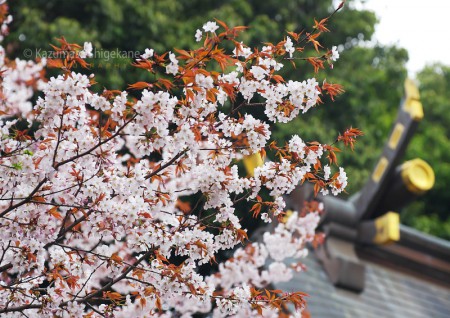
402 64 450 239
5 0 448 239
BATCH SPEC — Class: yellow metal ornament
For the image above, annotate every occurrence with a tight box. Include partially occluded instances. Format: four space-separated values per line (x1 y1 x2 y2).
401 158 435 195
374 212 400 245
243 153 264 177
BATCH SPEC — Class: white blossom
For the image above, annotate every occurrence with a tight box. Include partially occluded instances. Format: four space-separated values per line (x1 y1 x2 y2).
195 29 203 42
331 45 340 61
166 51 179 75
142 48 154 59
285 36 295 58
78 41 93 58
203 21 219 33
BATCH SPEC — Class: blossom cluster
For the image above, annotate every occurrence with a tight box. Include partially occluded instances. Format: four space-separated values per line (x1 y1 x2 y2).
0 3 356 317
0 8 46 117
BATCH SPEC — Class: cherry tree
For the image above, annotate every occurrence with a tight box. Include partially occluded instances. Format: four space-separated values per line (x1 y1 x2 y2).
0 1 361 317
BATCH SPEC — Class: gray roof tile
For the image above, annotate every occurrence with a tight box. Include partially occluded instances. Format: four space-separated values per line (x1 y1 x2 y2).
274 253 450 317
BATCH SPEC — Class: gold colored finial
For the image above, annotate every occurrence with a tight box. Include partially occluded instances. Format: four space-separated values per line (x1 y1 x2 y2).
374 212 400 245
401 158 435 194
243 153 263 177
404 78 420 101
403 79 424 121
282 209 294 223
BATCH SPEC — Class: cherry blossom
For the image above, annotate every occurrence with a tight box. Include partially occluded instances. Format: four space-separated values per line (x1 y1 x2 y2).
195 29 203 42
331 46 339 61
0 3 358 317
141 48 154 59
203 21 219 33
78 41 93 58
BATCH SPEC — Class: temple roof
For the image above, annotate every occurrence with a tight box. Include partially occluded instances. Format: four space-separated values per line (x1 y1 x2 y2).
275 232 450 317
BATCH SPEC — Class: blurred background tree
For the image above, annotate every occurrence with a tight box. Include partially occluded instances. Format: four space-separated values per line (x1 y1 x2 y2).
403 64 450 239
5 0 448 239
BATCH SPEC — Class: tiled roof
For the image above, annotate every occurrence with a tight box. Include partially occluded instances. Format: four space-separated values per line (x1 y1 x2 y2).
274 252 450 317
